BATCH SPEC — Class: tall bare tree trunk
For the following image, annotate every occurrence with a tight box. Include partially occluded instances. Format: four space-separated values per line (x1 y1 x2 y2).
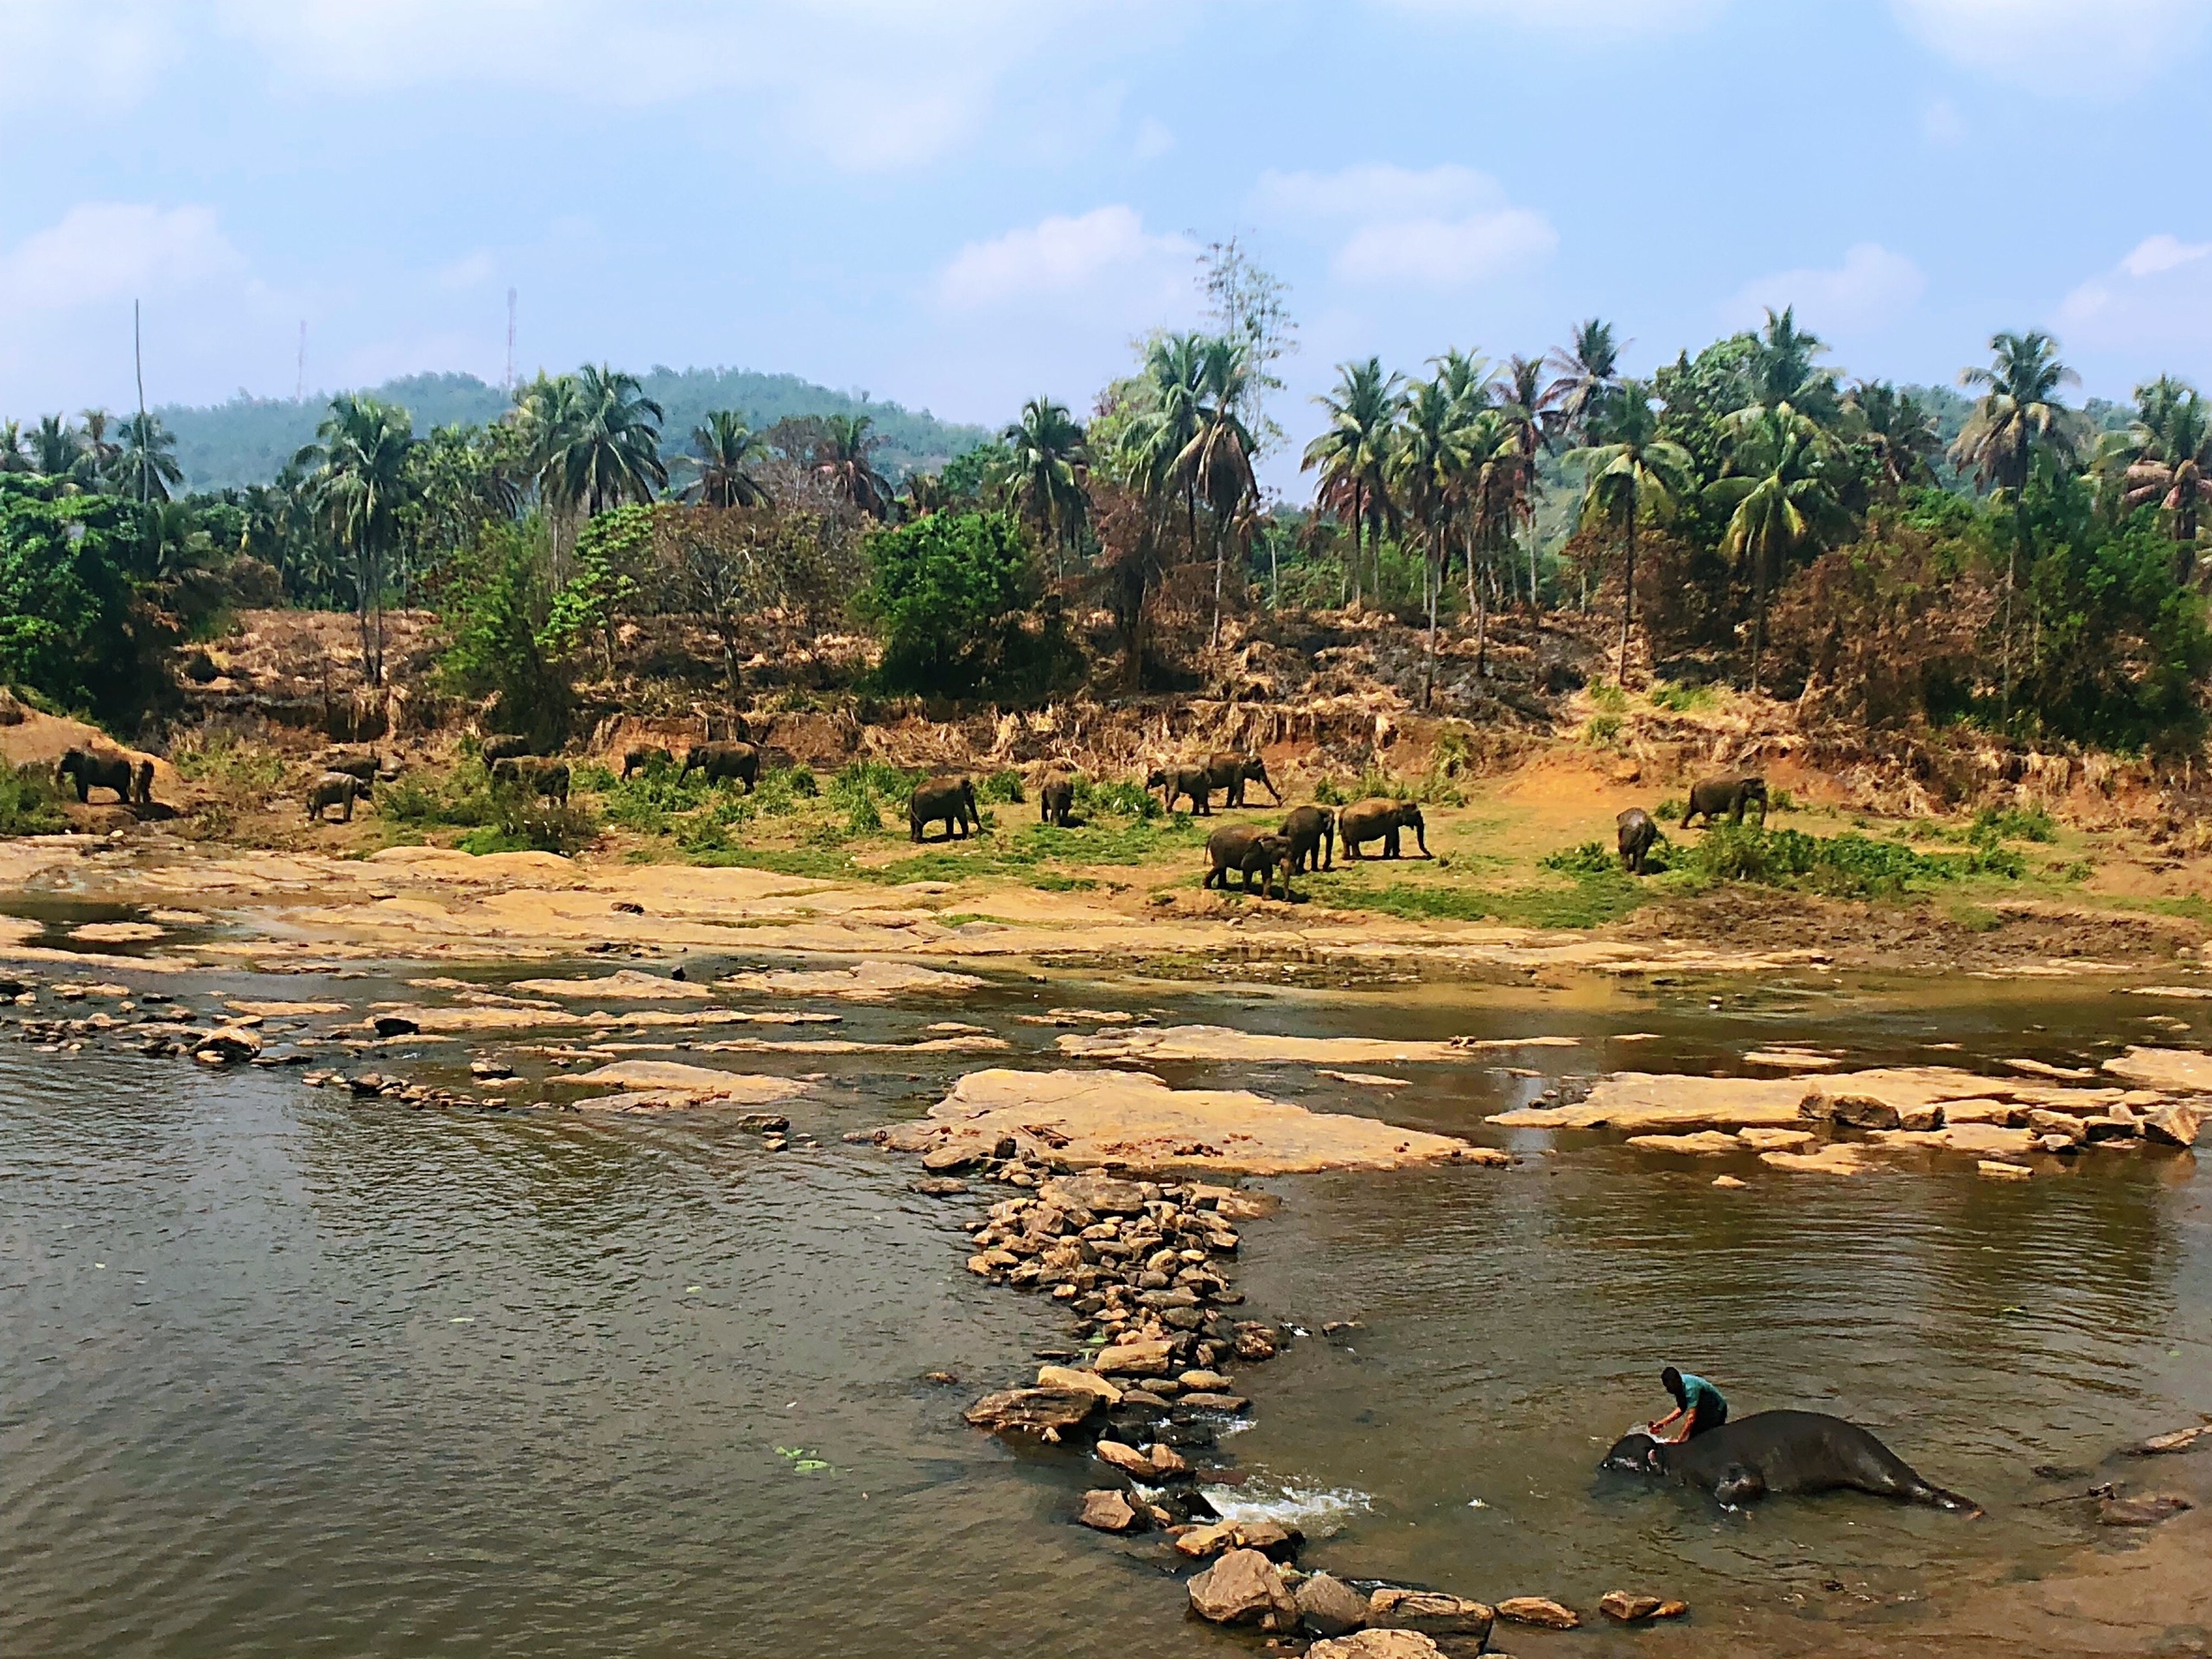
1617 497 1637 687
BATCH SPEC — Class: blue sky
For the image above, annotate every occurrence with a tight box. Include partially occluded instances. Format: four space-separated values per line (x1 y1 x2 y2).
5 0 2212 490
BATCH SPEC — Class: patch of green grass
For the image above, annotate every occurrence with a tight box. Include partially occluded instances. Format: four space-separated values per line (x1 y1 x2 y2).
1311 868 1654 930
171 734 286 790
458 798 599 857
975 767 1026 804
378 760 500 829
1647 681 1715 715
0 762 67 835
1682 821 2023 896
1032 874 1098 892
1073 777 1160 820
1586 683 1629 714
1972 804 2059 844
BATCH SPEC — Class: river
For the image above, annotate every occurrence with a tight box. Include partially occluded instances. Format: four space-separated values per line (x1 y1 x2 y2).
3 950 2208 1656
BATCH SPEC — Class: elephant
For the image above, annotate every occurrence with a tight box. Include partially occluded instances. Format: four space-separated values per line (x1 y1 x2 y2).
909 774 980 842
306 771 369 823
480 734 536 764
493 758 571 803
679 741 760 792
1682 774 1768 829
321 753 383 785
1603 1410 1979 1516
1205 751 1280 809
1039 772 1076 827
1145 765 1214 814
1338 798 1428 860
1618 807 1660 874
1281 805 1335 874
57 747 152 806
1204 824 1294 900
622 745 672 779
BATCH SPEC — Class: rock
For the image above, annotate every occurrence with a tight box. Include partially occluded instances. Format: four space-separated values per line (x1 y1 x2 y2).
1308 1635 1446 1659
1038 1364 1122 1404
1076 1489 1148 1532
1761 1143 1870 1176
1828 1095 1903 1130
1094 1440 1153 1477
1179 1391 1250 1412
1094 1337 1176 1376
1149 1442 1191 1478
1230 1517 1300 1560
2132 1425 2210 1455
2145 1100 2204 1147
1180 1369 1232 1390
1712 1174 1749 1189
372 1014 420 1037
1492 1071 1812 1132
922 1142 982 1173
1187 1548 1298 1630
1233 1324 1279 1361
1737 1127 1813 1152
2099 1492 2193 1526
1495 1597 1580 1630
1368 1587 1494 1639
1599 1592 1687 1623
1173 1521 1239 1559
1625 1130 1742 1155
198 1025 263 1061
1977 1160 2032 1181
1298 1573 1372 1637
911 1176 969 1196
961 1387 1100 1439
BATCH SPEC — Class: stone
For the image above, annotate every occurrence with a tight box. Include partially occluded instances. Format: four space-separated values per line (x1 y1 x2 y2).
1187 1548 1298 1630
2027 1109 2086 1143
1173 1521 1239 1558
1977 1160 2032 1181
1178 1392 1250 1412
1229 1517 1300 1560
1599 1591 1686 1623
2132 1425 2210 1454
198 1025 263 1060
1297 1573 1371 1637
1308 1635 1446 1659
922 1142 982 1173
1737 1127 1814 1152
1234 1325 1279 1361
911 1176 969 1196
372 1014 421 1037
1495 1597 1580 1630
2083 1116 2140 1143
1037 1364 1122 1404
1761 1143 1870 1176
1625 1130 1742 1155
1368 1588 1494 1639
1180 1369 1231 1391
1492 1071 1811 1133
961 1387 1100 1439
1094 1440 1152 1477
2145 1100 2205 1147
1094 1338 1176 1376
2098 1492 2192 1526
1712 1174 1749 1189
1149 1442 1190 1478
1828 1096 1902 1130
1076 1489 1148 1532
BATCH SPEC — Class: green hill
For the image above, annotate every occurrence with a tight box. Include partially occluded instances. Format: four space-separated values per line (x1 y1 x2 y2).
159 366 994 492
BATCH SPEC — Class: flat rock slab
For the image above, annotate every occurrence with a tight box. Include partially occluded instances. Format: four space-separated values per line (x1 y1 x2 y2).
1870 1122 2039 1158
1743 1049 1843 1070
714 961 982 1000
1058 1024 1576 1065
2106 1046 2212 1094
1761 1144 1872 1176
512 969 709 1000
1309 1635 1447 1659
72 921 164 942
1495 1073 1813 1132
554 1060 810 1106
884 1067 1475 1175
2099 1492 2193 1526
1626 1130 1743 1155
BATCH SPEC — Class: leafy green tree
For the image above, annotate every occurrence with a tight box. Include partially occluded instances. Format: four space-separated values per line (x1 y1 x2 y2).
682 410 772 509
293 392 419 685
547 502 652 676
1003 397 1089 580
0 482 166 725
2101 376 2212 557
115 412 184 503
857 510 1044 692
1300 356 1403 607
1497 353 1552 607
1732 306 1840 428
1846 381 1943 493
1568 382 1695 683
1708 408 1849 691
1541 318 1622 440
1121 332 1210 558
439 517 573 745
1180 339 1259 645
812 412 892 518
940 439 1013 504
1392 375 1471 702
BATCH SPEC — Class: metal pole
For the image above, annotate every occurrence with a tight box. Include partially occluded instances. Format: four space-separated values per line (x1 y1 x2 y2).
135 300 149 504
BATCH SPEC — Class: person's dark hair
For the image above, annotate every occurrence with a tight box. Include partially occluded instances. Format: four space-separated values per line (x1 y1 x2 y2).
1661 1365 1685 1402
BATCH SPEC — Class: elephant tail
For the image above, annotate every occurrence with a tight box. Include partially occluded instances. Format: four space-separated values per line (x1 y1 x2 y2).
1915 1482 1981 1516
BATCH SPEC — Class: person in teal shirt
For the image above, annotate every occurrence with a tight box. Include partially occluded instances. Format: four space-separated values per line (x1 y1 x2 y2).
1649 1366 1728 1442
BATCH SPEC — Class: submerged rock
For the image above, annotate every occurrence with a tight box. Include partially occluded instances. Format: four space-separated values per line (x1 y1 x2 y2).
2144 1100 2205 1147
1186 1548 1298 1630
1369 1588 1492 1639
1297 1571 1371 1637
2099 1491 2193 1526
1076 1489 1149 1533
1495 1596 1580 1630
962 1387 1100 1439
1599 1591 1688 1623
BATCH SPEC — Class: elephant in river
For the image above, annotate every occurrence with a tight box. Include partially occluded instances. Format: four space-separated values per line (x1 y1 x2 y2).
1281 805 1335 874
1682 774 1767 829
1603 1410 1979 1515
1338 798 1427 860
622 746 671 779
494 758 570 803
1205 751 1279 809
1204 824 1293 900
1039 772 1076 827
1618 807 1659 874
679 741 760 792
480 734 536 764
306 771 370 823
1146 765 1214 814
910 774 979 842
58 747 152 806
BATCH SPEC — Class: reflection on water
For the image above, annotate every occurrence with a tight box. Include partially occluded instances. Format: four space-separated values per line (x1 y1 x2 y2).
1 963 2207 1656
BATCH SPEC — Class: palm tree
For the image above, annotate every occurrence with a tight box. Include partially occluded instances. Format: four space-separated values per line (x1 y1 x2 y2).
1179 340 1259 645
556 364 667 518
26 415 83 482
1567 382 1694 684
0 423 28 474
1119 333 1209 559
1392 375 1471 703
898 471 951 520
293 393 419 686
114 411 183 503
1499 354 1553 609
2101 377 2212 566
1951 329 2088 719
681 410 772 509
1707 408 1848 693
1003 396 1090 581
1733 306 1839 427
1300 357 1403 608
79 410 121 484
1847 381 1942 493
1541 319 1623 441
813 412 892 518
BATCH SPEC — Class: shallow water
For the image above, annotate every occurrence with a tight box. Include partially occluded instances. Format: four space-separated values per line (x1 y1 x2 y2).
3 953 2208 1656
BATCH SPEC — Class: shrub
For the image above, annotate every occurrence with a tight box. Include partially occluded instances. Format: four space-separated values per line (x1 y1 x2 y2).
1312 777 1348 806
1654 798 1685 822
1075 777 1160 820
0 761 67 835
975 767 1026 804
1971 804 2057 844
857 511 1077 695
171 734 285 790
1540 841 1618 877
1648 682 1714 714
1683 822 2022 896
460 798 599 857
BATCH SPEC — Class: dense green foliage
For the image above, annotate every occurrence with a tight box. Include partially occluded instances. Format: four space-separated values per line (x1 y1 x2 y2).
0 480 172 725
857 511 1075 695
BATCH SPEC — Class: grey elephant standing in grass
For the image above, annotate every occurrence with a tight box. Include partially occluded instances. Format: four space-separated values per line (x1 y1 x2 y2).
57 747 151 806
622 746 671 779
480 734 536 763
1205 751 1279 809
1039 772 1076 827
1338 798 1427 860
306 772 369 823
679 741 760 791
494 758 570 803
1145 765 1214 814
1681 775 1767 829
1618 807 1660 874
1281 804 1335 874
1204 824 1294 899
909 774 979 842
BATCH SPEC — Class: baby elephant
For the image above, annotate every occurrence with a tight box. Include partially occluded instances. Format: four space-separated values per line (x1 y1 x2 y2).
1145 765 1213 814
493 758 570 803
306 771 369 823
1338 798 1428 860
1618 807 1660 874
679 741 760 792
58 747 152 806
1039 772 1076 827
1205 824 1293 900
910 774 979 842
1281 804 1335 874
1682 774 1768 829
622 745 671 779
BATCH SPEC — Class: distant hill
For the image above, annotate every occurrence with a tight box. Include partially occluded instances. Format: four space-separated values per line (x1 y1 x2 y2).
159 367 995 493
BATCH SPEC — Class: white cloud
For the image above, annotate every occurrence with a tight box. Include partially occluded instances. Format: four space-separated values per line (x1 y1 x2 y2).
1725 243 1926 333
1255 164 1556 290
0 204 248 313
1891 0 2211 95
0 1 173 114
2059 233 2212 355
2120 233 2212 278
1370 0 1724 34
937 206 1196 315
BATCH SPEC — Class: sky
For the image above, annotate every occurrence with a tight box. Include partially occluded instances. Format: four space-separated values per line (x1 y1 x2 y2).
6 0 2212 493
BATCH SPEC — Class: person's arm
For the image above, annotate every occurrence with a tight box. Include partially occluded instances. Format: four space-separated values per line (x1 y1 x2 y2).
1648 1404 1685 1434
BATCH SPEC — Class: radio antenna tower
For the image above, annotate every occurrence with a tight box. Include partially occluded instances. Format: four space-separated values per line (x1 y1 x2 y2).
505 288 518 393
